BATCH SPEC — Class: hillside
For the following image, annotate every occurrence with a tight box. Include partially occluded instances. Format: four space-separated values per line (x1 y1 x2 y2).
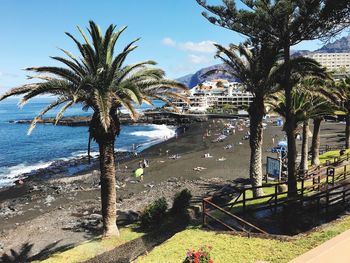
176 64 237 88
317 36 350 53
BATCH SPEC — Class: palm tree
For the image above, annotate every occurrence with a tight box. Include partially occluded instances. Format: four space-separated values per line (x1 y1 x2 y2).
308 80 339 167
0 21 188 237
294 78 335 173
207 41 281 197
208 41 328 197
268 89 333 175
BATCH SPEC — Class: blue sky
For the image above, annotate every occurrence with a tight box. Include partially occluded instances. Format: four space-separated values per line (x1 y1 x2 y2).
0 0 346 91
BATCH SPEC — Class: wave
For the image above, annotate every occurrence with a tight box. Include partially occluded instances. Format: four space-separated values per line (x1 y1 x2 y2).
130 124 176 140
0 161 54 187
0 123 175 188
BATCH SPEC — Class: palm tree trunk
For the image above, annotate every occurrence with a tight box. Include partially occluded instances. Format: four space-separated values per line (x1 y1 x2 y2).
346 113 350 149
283 42 298 198
300 120 309 174
311 118 322 166
98 138 119 237
249 97 264 197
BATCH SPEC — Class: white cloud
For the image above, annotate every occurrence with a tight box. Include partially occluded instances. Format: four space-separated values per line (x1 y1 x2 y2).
188 54 212 64
162 37 176 47
179 41 216 53
162 38 216 53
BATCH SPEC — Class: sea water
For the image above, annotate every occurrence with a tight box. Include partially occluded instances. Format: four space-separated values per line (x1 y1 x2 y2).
0 97 173 187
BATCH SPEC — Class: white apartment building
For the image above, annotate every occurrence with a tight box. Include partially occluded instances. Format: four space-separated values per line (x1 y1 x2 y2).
174 79 253 113
305 53 350 72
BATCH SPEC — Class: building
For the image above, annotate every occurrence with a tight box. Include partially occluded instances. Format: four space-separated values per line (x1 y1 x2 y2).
305 53 350 73
174 79 253 113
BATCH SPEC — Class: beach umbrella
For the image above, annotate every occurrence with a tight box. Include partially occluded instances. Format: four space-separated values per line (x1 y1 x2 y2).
134 168 144 178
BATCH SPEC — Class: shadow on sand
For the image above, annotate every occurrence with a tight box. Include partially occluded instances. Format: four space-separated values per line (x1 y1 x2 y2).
0 241 73 263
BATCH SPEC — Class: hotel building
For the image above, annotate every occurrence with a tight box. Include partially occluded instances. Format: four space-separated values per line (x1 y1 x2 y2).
174 79 253 113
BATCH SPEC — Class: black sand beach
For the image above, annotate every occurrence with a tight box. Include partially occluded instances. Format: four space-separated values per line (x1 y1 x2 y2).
0 118 346 259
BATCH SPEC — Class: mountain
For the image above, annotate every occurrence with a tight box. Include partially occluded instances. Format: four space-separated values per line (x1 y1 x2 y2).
316 36 350 53
177 35 350 88
176 64 237 88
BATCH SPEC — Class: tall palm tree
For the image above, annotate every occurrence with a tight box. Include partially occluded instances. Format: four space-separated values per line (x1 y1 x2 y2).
207 41 281 197
208 40 328 197
0 21 188 237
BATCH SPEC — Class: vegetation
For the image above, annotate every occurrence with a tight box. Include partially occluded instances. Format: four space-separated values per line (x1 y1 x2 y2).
140 197 168 229
0 21 188 237
171 189 192 215
268 78 334 174
135 215 350 263
196 0 350 198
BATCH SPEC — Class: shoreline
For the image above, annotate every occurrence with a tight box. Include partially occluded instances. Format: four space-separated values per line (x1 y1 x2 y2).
0 119 346 259
0 123 181 189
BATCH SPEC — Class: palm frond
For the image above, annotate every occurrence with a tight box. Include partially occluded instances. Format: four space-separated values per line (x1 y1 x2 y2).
28 98 69 135
94 90 112 131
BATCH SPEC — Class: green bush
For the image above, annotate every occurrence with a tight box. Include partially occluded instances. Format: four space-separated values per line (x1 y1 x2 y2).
140 197 168 229
171 189 192 214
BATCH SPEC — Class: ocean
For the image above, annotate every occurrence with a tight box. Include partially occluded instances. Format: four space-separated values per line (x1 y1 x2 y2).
0 97 173 188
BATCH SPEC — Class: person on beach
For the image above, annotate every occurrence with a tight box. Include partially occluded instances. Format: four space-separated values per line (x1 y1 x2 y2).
134 167 144 182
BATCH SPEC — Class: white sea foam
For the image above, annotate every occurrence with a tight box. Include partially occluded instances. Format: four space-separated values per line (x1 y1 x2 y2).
0 161 54 187
130 124 176 140
0 124 175 188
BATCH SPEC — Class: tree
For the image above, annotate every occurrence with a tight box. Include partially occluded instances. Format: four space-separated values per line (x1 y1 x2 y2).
196 0 350 197
207 40 327 196
0 21 188 237
268 88 334 173
206 41 281 197
294 78 335 172
309 80 339 166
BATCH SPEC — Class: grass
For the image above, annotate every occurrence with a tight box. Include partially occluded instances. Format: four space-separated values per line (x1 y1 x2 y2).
34 226 144 263
135 215 350 263
317 149 350 165
224 180 315 214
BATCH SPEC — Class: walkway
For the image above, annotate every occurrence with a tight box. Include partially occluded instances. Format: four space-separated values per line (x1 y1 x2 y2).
290 229 350 263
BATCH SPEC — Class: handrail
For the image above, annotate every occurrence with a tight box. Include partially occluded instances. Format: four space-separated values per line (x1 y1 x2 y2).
204 197 268 234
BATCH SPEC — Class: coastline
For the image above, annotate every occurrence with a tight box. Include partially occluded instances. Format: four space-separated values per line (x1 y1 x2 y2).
0 119 346 259
0 123 179 189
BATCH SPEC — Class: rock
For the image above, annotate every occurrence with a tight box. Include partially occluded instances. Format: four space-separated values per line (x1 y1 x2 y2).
83 211 89 215
8 206 16 212
44 195 55 205
190 205 202 216
117 210 139 225
278 184 288 193
90 213 102 220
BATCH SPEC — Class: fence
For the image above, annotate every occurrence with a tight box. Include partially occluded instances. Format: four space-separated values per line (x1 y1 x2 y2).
202 156 350 234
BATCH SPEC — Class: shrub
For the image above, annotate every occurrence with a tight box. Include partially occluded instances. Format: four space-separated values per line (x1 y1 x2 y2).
171 189 192 214
184 245 213 263
140 197 167 229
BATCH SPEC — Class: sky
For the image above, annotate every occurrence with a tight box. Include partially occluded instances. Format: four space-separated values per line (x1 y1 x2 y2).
0 0 347 91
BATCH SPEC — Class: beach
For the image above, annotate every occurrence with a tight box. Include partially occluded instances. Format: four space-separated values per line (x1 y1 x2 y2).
0 118 346 259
